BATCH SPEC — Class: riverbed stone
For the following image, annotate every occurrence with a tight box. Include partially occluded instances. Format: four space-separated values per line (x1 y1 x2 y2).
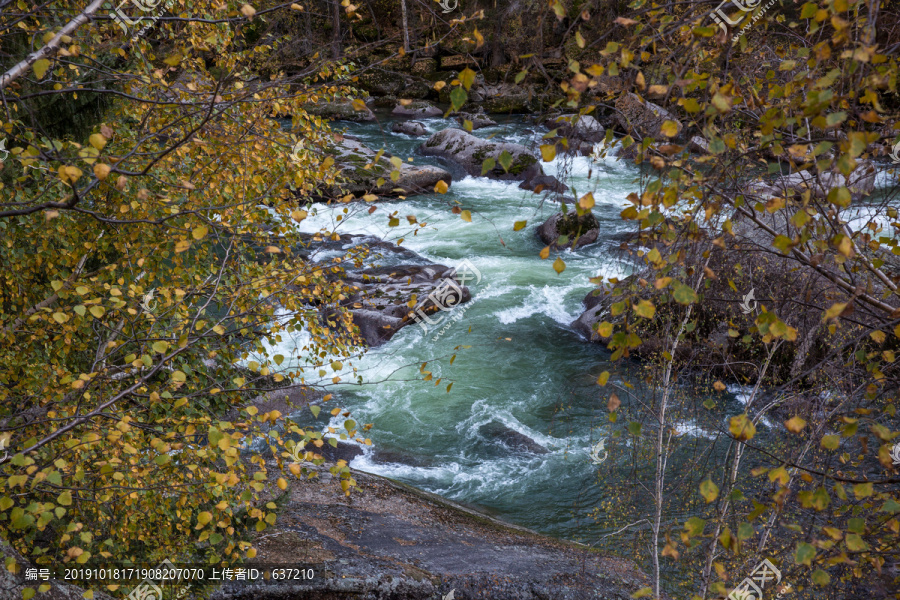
303 98 376 122
391 120 428 136
545 113 606 144
454 111 497 130
615 92 682 140
537 212 600 250
747 160 877 201
520 174 567 194
325 136 451 198
392 100 443 118
210 464 654 600
479 421 549 454
420 128 543 181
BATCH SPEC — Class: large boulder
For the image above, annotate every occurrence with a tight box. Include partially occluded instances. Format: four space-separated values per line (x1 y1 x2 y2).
327 136 451 198
392 100 443 118
479 421 549 454
747 160 877 201
420 128 543 181
615 92 682 139
537 212 599 250
302 98 375 122
339 264 473 346
477 83 536 113
391 120 428 136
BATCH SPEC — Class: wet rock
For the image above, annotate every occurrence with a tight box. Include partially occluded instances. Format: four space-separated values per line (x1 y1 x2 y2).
420 128 543 181
537 212 599 250
326 136 451 198
477 83 536 113
545 113 606 144
688 135 710 154
747 160 876 201
392 100 443 118
479 421 548 454
372 95 398 108
217 467 654 600
520 174 567 194
454 111 497 130
391 120 428 136
615 92 682 139
302 98 376 122
338 264 472 347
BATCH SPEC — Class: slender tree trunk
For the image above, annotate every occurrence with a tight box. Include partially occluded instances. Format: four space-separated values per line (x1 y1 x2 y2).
331 0 341 59
400 0 410 52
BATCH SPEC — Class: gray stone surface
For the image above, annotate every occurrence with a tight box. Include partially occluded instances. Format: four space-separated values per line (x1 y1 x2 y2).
420 128 542 181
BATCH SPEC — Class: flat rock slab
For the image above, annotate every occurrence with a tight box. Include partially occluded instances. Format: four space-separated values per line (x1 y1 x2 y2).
211 469 653 600
420 128 542 181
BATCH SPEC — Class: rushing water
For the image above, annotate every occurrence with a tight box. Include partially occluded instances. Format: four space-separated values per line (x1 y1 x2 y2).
262 110 856 546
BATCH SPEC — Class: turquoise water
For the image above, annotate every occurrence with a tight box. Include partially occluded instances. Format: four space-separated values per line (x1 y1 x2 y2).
264 111 738 544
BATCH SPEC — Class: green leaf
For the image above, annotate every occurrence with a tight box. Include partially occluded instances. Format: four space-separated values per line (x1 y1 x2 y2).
699 479 719 503
672 283 698 305
481 157 496 176
737 522 755 540
89 305 105 318
794 541 816 565
811 569 831 586
449 87 467 112
827 186 851 208
514 70 528 84
57 491 72 506
310 405 321 419
821 434 840 450
73 305 86 317
151 341 169 354
684 517 706 537
633 299 656 319
498 150 513 172
845 533 868 551
627 421 642 436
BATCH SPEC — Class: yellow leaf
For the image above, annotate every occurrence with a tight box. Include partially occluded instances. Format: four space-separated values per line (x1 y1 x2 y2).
578 192 595 210
434 180 449 194
552 257 566 274
171 370 186 383
785 416 807 433
661 120 679 138
240 4 256 17
433 81 447 91
729 413 756 441
351 98 367 112
93 163 110 180
290 3 303 9
540 144 557 162
539 246 550 259
89 134 107 151
265 246 282 253
192 225 208 240
33 59 50 80
89 305 104 318
197 511 212 526
513 220 527 231
597 371 610 386
52 312 68 324
291 210 308 222
277 478 288 490
58 166 83 185
175 239 191 253
460 210 472 222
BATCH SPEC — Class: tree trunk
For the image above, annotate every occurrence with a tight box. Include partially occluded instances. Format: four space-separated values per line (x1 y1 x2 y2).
331 0 341 60
400 0 410 52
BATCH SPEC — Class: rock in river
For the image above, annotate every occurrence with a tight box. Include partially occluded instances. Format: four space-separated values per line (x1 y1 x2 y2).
615 92 682 140
391 120 428 136
479 421 548 454
302 98 375 122
326 136 451 198
420 128 543 181
537 212 599 250
391 100 443 118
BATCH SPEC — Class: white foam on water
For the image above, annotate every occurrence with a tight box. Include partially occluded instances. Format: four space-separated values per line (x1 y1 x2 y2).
493 283 586 325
